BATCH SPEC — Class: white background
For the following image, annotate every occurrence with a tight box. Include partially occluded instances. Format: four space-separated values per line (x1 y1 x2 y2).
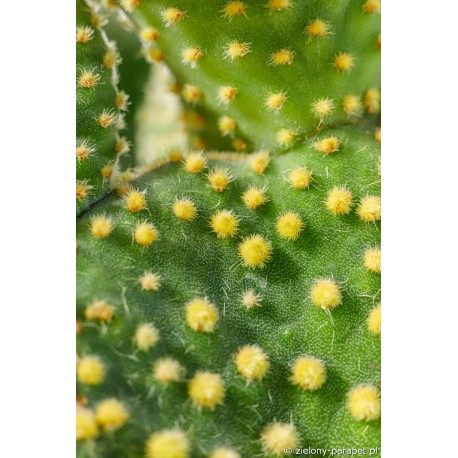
0 0 457 456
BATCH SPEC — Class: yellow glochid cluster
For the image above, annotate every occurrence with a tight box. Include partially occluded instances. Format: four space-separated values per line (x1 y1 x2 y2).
235 345 270 381
186 298 219 332
188 371 225 408
291 356 326 390
311 279 342 310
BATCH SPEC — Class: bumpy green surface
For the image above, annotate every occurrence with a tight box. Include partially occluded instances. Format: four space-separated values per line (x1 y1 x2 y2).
124 0 380 150
76 0 121 214
77 126 381 457
105 15 151 168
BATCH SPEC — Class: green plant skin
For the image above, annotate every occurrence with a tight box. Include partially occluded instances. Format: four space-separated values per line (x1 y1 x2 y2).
76 126 380 457
76 0 121 214
104 15 151 168
124 0 380 151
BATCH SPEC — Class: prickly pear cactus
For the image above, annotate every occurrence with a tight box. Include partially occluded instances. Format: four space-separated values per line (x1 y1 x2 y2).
120 0 380 150
76 125 381 457
76 0 382 455
76 0 130 213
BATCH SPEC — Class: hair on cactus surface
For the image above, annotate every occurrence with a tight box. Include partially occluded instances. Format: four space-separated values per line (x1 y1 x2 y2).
76 0 381 455
115 0 380 151
77 125 381 457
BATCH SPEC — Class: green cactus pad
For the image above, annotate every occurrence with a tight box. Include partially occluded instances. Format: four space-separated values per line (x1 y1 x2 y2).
121 0 380 151
77 0 126 214
76 126 381 457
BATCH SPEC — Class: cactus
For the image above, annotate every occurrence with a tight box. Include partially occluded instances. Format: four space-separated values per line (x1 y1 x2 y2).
76 0 130 213
76 1 381 456
77 125 381 456
102 13 151 168
119 0 380 151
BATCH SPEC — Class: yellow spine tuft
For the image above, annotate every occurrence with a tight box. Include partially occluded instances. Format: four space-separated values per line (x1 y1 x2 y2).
208 168 233 192
276 128 297 147
116 91 130 111
134 323 160 351
365 88 381 113
188 371 225 408
306 19 331 38
235 345 270 381
145 48 165 64
89 215 113 238
78 69 100 88
134 222 158 246
264 91 287 112
77 356 106 385
357 196 381 222
269 49 295 66
217 86 238 105
313 136 340 154
276 212 304 240
333 52 355 72
249 151 270 175
145 429 189 458
367 304 381 335
222 1 247 19
100 164 114 180
76 181 93 201
76 140 95 160
347 385 381 421
291 356 326 390
124 189 147 212
266 0 293 11
186 298 219 332
115 137 131 155
95 399 129 431
76 407 98 441
238 235 272 268
325 187 353 215
311 98 334 121
181 47 203 68
173 198 197 221
343 94 363 115
140 27 159 42
103 47 121 69
242 186 268 209
210 210 239 238
364 248 381 273
241 289 261 308
287 167 312 189
182 84 202 103
261 422 300 456
85 300 114 321
310 279 342 310
98 110 117 128
183 152 206 173
76 26 93 43
223 41 251 60
218 116 237 136
161 8 185 27
140 272 161 291
153 357 186 383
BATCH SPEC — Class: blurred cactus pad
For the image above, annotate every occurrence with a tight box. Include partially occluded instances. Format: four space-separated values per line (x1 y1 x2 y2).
76 1 381 457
